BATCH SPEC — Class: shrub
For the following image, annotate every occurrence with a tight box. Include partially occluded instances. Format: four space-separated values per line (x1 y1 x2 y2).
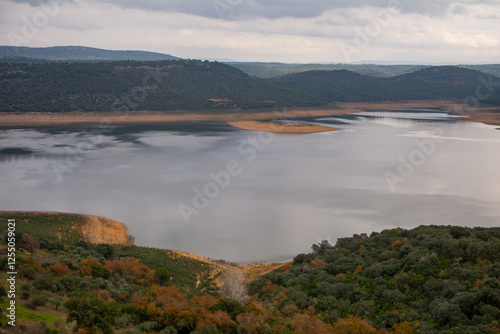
27 295 48 309
155 267 171 286
48 263 71 277
137 321 158 332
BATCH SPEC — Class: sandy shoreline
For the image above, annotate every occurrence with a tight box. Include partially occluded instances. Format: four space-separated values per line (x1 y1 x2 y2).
1 100 499 127
228 121 339 133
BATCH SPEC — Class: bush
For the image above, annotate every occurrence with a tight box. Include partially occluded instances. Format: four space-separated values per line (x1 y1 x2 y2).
155 267 171 286
33 274 55 292
48 263 71 277
122 329 141 334
23 267 37 280
64 295 118 334
488 263 500 278
27 295 48 309
159 326 178 334
136 321 158 332
96 244 114 260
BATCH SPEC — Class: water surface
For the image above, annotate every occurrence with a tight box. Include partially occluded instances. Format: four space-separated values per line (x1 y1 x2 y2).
1 110 499 262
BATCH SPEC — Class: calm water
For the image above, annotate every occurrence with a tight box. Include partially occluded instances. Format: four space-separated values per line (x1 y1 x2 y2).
1 110 500 263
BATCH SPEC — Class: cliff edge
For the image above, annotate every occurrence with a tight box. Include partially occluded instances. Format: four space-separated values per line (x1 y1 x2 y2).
81 214 134 245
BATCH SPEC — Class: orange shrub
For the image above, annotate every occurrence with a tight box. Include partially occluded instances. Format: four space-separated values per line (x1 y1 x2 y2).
104 258 155 284
80 258 100 277
191 294 219 308
332 315 377 334
262 280 278 294
280 263 292 272
290 313 329 334
354 266 363 275
48 262 71 277
393 321 420 334
310 258 326 267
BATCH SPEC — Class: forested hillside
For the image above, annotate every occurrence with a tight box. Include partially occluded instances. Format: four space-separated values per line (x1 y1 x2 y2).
251 225 500 333
1 61 500 114
0 46 179 62
1 213 499 333
0 60 322 113
273 66 500 104
229 62 500 79
229 63 428 78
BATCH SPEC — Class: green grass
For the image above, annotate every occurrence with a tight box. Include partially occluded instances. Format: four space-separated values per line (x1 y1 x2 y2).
0 212 86 244
0 298 65 324
118 246 212 292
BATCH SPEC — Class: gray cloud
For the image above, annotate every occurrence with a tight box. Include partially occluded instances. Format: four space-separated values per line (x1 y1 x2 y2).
10 0 496 20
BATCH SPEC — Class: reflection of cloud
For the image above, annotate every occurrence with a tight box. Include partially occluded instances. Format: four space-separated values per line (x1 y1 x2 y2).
397 131 500 143
135 132 224 150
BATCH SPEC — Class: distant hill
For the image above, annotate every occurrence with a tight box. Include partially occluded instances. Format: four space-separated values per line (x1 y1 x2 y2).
229 62 500 79
273 66 500 104
0 60 322 113
229 62 428 78
0 45 179 62
1 61 499 113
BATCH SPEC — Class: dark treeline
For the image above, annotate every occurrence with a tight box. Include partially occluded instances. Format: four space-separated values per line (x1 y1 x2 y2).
1 60 500 113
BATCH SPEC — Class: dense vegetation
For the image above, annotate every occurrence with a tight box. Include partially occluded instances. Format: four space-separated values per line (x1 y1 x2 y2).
273 66 500 105
0 60 322 113
229 63 429 78
1 60 499 114
230 62 500 79
0 46 179 62
1 212 500 333
251 225 500 333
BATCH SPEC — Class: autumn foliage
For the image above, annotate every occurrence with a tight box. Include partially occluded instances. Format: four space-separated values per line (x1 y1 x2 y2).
332 315 377 333
48 262 71 277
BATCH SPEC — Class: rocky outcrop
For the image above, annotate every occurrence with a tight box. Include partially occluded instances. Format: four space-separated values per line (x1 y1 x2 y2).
81 215 134 245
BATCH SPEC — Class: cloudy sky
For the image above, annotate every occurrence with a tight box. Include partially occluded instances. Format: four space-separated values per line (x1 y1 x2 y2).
0 0 499 63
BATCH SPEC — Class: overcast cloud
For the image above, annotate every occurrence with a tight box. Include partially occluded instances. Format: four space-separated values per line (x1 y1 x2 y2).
0 0 499 63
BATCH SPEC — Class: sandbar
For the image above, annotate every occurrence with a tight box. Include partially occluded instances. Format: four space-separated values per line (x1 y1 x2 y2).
228 121 339 133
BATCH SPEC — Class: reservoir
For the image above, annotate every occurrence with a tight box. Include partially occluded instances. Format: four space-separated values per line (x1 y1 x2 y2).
1 109 500 263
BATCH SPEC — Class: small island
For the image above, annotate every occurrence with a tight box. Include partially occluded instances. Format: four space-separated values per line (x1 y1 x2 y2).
227 120 340 134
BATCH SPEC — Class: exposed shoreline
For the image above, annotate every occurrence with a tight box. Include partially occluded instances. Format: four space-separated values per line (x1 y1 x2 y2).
0 100 499 127
227 120 339 133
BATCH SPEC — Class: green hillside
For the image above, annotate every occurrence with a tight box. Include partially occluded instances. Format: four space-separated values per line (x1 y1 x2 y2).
0 60 322 113
229 62 500 79
0 46 179 62
229 63 428 78
1 212 499 333
273 66 500 104
251 225 500 333
1 61 500 114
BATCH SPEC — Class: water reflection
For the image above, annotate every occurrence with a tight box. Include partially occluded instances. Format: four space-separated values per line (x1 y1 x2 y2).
1 111 500 262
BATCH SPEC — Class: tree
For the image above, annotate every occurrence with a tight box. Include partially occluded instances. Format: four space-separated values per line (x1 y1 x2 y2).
65 295 119 334
332 315 377 334
49 262 71 277
393 321 419 334
96 244 114 260
155 267 171 286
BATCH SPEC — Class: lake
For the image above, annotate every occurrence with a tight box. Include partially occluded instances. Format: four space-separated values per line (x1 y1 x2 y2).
1 109 500 263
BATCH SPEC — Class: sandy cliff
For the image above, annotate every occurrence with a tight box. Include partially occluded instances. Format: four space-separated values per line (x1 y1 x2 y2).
80 214 134 245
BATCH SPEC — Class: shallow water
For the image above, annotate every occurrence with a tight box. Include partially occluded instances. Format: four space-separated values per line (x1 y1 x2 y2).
1 110 500 262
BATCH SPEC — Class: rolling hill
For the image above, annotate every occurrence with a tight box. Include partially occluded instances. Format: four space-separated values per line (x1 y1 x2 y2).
0 60 499 114
0 45 179 62
1 212 499 333
229 62 500 79
0 60 323 113
273 66 500 104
